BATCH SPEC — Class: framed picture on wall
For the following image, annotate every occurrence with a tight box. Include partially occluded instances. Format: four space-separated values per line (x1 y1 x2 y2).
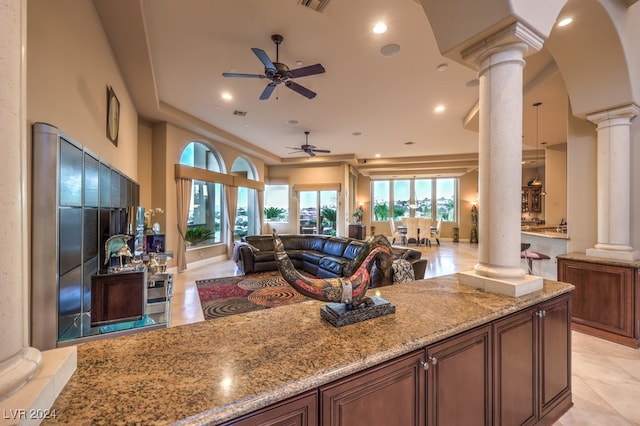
106 86 120 146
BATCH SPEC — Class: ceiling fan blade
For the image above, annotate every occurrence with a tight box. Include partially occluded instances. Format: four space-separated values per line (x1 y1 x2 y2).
251 48 276 73
312 149 331 154
288 63 326 79
259 83 277 100
306 150 317 157
222 72 265 79
285 81 317 99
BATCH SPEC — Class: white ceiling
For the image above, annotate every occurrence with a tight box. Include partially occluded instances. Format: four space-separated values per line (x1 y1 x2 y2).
95 0 569 176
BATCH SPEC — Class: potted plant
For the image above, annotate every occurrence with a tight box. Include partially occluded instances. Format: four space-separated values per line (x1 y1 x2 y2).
352 206 364 223
185 226 214 246
264 206 285 221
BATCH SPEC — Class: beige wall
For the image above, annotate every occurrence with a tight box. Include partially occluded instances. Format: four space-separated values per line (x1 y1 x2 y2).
27 0 138 179
458 170 479 242
566 112 597 253
545 143 567 226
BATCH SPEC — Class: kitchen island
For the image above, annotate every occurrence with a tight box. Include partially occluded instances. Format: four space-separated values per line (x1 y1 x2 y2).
44 274 574 425
522 226 570 280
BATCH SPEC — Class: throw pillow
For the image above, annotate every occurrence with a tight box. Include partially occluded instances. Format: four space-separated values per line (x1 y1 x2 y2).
392 259 414 284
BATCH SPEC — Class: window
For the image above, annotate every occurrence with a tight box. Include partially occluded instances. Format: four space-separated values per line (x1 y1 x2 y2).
299 190 338 235
393 180 410 218
436 178 456 221
372 181 390 220
371 178 458 222
264 185 289 221
414 179 432 218
179 142 224 246
231 157 259 240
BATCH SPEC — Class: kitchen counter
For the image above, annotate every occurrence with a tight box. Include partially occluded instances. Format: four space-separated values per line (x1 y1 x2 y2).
521 226 569 239
44 274 574 425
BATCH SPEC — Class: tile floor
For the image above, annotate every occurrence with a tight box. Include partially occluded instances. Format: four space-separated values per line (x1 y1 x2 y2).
169 241 640 425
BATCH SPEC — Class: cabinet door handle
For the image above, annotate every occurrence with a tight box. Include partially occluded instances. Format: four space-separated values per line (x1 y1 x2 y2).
536 310 547 318
421 356 438 370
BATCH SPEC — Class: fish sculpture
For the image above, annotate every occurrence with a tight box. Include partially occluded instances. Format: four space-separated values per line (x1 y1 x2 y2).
273 231 393 308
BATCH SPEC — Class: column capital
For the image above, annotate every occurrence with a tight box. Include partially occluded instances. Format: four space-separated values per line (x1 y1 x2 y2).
587 104 640 125
461 21 544 69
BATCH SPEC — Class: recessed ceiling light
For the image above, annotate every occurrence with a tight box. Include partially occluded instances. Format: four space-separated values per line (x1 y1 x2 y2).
352 131 362 136
287 120 299 126
558 17 573 27
373 23 387 34
380 43 401 57
233 110 247 116
221 92 232 101
434 105 445 113
437 63 448 72
404 141 415 145
375 153 381 158
295 60 303 66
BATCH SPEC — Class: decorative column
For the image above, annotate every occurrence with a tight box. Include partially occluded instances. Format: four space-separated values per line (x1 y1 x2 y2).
586 105 640 261
462 23 543 280
0 0 42 399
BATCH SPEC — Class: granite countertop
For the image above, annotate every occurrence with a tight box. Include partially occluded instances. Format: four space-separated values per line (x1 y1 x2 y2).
44 274 573 425
557 252 640 268
521 227 570 240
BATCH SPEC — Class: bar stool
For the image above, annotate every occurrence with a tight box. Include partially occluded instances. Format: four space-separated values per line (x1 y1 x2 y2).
520 243 550 275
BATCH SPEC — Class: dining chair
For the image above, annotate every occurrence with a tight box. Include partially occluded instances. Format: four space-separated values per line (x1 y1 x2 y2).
417 217 432 246
402 217 420 246
389 218 407 245
431 219 443 246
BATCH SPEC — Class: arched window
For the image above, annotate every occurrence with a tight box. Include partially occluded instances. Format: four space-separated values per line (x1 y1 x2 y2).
179 142 225 246
231 157 259 240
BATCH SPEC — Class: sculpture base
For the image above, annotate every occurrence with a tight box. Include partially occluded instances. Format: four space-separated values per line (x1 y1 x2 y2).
320 296 395 327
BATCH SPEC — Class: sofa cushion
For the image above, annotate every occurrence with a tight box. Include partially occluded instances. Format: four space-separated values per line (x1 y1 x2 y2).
301 250 324 265
392 259 415 283
319 256 349 275
323 237 349 257
252 250 276 263
342 241 365 260
282 235 327 251
243 235 276 252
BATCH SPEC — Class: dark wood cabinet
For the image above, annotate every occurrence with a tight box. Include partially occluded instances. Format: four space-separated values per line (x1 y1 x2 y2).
348 223 365 240
222 391 318 426
522 186 542 213
226 296 571 425
320 350 425 426
425 325 492 426
494 294 572 425
558 256 639 347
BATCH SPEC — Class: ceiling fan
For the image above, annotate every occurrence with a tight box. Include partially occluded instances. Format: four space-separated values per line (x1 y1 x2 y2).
222 34 325 100
287 131 331 157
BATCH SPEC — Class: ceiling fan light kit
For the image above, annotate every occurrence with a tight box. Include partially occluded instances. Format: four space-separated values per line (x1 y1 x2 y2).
222 34 325 100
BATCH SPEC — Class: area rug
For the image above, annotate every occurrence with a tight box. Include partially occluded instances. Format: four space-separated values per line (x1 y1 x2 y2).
195 271 310 320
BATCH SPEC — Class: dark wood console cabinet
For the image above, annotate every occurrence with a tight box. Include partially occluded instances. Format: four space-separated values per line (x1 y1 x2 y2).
558 254 640 347
348 223 365 240
227 294 572 425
